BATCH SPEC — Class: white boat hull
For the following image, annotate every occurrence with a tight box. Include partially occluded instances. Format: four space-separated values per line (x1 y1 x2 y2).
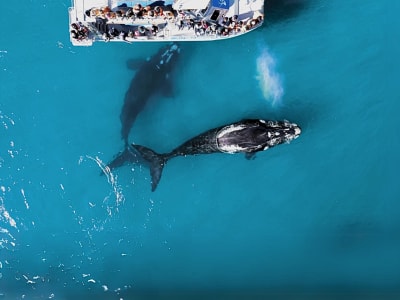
68 0 264 46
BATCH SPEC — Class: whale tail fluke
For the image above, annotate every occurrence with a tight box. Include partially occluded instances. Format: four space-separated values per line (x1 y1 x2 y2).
131 144 167 192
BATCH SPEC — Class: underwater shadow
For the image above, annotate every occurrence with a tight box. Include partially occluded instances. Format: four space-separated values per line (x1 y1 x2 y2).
263 0 309 25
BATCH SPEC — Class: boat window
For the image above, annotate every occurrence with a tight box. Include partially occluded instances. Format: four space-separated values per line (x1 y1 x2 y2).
210 9 220 21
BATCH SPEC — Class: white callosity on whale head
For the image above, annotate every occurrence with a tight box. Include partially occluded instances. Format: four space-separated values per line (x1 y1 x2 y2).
159 44 180 66
265 121 301 145
170 44 179 52
284 124 301 143
294 124 301 137
156 44 180 69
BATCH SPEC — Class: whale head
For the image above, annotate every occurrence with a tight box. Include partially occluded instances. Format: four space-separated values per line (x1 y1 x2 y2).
155 42 181 70
217 119 301 153
258 119 301 149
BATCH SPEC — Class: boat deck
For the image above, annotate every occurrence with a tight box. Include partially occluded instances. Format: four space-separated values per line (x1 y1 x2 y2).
69 0 264 46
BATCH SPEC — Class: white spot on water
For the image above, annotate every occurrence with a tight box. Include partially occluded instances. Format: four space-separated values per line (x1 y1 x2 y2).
22 274 36 284
1 111 15 129
21 189 30 209
1 209 17 228
7 150 14 158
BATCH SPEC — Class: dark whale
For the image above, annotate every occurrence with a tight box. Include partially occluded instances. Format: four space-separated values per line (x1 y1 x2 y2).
102 146 144 172
120 42 181 145
105 119 301 191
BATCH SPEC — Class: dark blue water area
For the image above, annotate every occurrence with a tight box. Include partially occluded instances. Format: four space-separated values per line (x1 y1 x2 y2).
1 0 400 299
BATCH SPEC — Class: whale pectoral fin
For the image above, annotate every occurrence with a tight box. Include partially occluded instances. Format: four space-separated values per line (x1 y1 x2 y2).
126 58 145 70
100 151 125 175
101 147 137 175
245 152 256 160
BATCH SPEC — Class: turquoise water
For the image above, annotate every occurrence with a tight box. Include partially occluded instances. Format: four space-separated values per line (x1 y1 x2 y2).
1 0 400 298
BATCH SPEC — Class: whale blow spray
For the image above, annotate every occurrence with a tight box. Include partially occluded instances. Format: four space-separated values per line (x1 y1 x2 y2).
256 48 284 106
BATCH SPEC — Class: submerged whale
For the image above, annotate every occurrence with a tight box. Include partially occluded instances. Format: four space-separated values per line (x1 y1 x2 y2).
120 42 181 145
105 119 301 191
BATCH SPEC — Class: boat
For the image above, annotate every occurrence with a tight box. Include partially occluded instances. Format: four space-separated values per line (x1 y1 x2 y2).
68 0 264 46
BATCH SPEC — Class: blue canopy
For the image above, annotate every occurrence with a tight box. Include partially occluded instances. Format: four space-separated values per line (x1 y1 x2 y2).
212 0 230 9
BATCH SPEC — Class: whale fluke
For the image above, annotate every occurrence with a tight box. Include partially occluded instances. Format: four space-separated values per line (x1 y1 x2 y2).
132 145 167 192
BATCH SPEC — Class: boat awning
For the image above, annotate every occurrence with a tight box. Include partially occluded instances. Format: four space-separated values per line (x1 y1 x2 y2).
173 0 210 10
211 0 229 9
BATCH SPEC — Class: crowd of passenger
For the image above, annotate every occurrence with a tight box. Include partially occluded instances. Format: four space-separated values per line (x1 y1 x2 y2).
182 14 264 37
90 15 160 42
85 4 174 21
75 3 264 41
101 24 160 42
70 22 89 41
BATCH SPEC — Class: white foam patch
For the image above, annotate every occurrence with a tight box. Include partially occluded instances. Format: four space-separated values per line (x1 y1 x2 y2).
256 48 284 106
84 155 125 207
1 190 17 230
21 189 30 210
0 111 15 129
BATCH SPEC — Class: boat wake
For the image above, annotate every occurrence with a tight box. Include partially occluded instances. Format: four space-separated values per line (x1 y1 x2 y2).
256 47 284 107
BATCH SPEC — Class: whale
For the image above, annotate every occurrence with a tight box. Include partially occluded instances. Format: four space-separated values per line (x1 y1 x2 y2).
120 42 181 145
105 119 301 191
102 146 146 173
